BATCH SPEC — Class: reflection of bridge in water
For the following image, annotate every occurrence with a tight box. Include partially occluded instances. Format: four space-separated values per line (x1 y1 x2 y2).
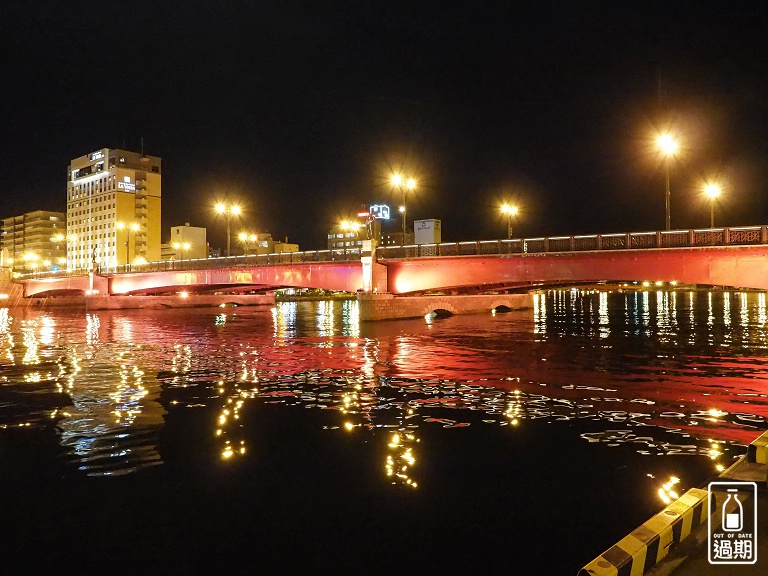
4 291 768 484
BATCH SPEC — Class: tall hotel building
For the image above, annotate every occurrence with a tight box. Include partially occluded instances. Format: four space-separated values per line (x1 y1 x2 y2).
1 210 67 272
67 148 161 270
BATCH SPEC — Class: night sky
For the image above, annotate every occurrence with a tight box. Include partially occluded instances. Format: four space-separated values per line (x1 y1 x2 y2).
3 2 768 251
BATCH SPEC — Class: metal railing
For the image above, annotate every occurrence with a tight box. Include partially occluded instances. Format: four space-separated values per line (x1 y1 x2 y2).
16 225 768 280
375 226 768 259
17 248 363 279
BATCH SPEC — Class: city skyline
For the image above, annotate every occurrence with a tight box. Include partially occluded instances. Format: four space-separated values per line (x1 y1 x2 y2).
3 3 768 251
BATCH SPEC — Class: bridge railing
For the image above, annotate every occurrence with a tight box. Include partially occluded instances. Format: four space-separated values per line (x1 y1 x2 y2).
18 248 363 279
108 248 364 274
375 225 768 259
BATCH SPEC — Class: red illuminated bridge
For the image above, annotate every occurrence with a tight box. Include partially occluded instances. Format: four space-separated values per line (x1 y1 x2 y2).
19 225 768 297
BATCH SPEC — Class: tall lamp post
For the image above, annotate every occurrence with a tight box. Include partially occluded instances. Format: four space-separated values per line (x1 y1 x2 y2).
705 184 721 228
391 174 416 245
657 134 678 231
500 204 519 239
216 203 241 257
116 222 140 269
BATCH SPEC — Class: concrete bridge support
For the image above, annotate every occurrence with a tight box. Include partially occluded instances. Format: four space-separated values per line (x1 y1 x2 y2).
357 292 532 321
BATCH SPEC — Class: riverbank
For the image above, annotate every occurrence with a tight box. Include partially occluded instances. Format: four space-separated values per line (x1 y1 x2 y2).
3 292 275 310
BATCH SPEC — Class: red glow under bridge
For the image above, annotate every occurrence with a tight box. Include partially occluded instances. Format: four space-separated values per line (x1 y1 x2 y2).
19 226 768 297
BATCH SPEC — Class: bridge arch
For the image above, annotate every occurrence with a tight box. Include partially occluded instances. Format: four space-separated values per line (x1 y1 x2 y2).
424 307 455 319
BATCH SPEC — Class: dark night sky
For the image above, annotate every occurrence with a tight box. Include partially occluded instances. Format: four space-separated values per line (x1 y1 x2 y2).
3 1 768 250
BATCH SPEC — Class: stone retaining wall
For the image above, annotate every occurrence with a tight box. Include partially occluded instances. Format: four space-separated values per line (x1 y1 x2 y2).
13 293 276 310
357 292 532 321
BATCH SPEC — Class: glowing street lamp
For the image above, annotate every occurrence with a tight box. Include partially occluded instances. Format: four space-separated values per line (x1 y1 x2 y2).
657 134 678 231
215 203 242 257
704 183 721 228
391 174 417 245
173 241 191 261
238 232 260 255
116 221 140 268
500 204 519 239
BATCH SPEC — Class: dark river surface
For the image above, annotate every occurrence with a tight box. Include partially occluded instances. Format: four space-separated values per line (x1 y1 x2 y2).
2 290 768 574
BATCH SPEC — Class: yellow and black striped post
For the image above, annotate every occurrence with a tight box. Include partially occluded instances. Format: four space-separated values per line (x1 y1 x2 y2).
747 430 768 464
578 487 709 576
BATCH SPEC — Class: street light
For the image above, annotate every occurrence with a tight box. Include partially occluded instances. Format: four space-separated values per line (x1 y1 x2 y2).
500 204 519 239
116 221 140 269
391 174 416 245
704 183 721 228
238 232 259 255
173 241 191 261
215 203 242 257
657 134 678 231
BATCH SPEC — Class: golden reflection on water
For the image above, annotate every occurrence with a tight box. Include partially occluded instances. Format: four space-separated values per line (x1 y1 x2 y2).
0 311 166 475
111 352 148 426
533 292 546 334
21 320 39 365
317 300 335 337
657 475 681 505
386 430 419 488
215 345 260 459
505 389 524 426
740 293 749 330
273 301 297 339
86 314 99 345
342 300 360 338
598 292 609 339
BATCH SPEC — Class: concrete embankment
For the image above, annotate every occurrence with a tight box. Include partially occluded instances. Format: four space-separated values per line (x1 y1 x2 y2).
357 292 532 321
2 292 275 310
579 431 768 575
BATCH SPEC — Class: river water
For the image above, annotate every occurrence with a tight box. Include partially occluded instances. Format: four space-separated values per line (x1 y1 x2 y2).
1 290 767 574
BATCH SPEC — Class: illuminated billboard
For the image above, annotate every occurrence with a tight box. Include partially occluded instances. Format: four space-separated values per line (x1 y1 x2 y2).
369 204 390 220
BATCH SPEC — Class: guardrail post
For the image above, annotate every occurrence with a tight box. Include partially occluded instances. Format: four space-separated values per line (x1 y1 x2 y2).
475 241 479 255
724 228 730 244
625 233 630 248
569 236 575 251
656 232 662 247
596 235 602 250
544 238 549 252
762 226 767 244
689 229 695 245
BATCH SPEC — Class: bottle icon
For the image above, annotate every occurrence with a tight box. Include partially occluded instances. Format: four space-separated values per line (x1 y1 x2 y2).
722 489 743 532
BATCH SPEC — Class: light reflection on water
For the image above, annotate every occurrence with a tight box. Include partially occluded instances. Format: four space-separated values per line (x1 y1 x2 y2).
0 290 767 485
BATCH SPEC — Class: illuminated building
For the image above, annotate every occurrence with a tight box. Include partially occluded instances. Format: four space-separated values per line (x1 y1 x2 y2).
160 223 208 261
327 205 389 250
237 232 298 255
327 222 369 250
0 210 67 272
381 230 415 246
67 148 162 270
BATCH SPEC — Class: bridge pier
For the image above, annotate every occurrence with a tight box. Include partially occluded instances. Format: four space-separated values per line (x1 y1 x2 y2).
357 292 532 321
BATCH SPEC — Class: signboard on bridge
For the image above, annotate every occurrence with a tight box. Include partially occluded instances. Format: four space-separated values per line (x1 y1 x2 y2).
415 219 441 245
